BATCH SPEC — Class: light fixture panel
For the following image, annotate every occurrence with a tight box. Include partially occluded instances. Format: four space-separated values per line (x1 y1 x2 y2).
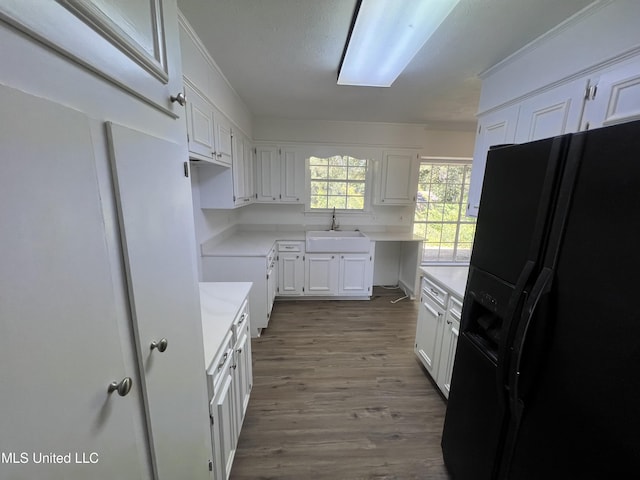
338 0 461 87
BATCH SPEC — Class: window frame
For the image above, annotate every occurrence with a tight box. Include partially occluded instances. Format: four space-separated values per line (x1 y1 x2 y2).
304 146 378 214
413 157 476 265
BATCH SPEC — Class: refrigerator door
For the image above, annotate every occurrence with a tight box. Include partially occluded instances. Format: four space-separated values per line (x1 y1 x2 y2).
504 120 640 479
470 138 567 286
443 136 570 480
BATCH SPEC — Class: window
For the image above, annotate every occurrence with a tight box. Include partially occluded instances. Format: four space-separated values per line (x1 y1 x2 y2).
309 155 368 210
413 161 476 263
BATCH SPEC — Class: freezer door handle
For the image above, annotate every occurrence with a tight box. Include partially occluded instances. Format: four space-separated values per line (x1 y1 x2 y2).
508 266 553 407
497 260 536 395
497 267 554 480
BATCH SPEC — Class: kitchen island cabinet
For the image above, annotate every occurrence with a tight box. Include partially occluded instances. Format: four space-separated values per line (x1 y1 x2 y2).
415 266 468 399
200 282 253 480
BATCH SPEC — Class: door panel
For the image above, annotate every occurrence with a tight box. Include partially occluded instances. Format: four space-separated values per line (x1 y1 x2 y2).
0 86 146 479
107 122 212 479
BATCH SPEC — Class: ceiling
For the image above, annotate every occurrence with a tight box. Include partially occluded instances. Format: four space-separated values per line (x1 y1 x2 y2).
177 0 596 130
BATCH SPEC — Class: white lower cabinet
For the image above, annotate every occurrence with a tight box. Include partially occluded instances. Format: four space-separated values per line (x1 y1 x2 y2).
278 241 305 296
415 276 462 399
338 253 373 295
202 248 275 336
305 253 339 295
435 297 461 397
205 294 253 480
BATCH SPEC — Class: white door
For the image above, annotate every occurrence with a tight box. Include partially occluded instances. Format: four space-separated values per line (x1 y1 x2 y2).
582 59 640 129
185 84 215 160
255 146 280 202
415 296 445 377
279 253 304 295
0 87 148 479
305 254 338 295
466 104 520 217
280 147 303 203
515 77 587 143
107 123 212 479
376 151 419 205
339 254 372 295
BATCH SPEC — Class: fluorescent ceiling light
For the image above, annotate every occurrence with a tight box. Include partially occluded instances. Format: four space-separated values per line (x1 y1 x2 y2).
338 0 461 87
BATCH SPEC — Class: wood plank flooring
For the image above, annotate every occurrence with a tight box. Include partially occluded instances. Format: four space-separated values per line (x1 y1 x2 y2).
231 287 452 480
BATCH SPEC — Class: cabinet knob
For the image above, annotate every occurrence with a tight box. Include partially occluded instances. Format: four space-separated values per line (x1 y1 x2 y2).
108 377 132 397
170 92 186 106
150 338 168 352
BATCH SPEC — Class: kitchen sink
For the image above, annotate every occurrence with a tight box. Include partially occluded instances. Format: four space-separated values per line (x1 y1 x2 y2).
305 230 371 253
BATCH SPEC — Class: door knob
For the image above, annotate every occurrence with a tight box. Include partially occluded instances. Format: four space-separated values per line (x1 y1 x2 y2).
108 377 132 397
150 338 168 352
170 92 186 106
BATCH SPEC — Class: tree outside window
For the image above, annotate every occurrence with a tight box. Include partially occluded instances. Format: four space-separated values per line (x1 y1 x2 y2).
413 162 476 263
309 155 367 210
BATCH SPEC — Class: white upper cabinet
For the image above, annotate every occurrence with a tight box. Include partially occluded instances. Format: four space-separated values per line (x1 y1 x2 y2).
185 83 216 160
215 111 233 167
466 104 520 217
255 145 304 203
0 0 185 118
514 77 587 144
184 82 233 167
374 150 420 205
582 56 640 130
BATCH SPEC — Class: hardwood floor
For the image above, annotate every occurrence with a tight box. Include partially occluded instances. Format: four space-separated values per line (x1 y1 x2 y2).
230 288 452 480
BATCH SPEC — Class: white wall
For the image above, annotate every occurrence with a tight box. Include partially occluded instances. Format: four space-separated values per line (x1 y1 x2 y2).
179 11 253 139
478 0 640 114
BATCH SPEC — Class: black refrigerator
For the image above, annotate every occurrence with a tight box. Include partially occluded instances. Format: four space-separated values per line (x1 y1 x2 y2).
441 119 640 479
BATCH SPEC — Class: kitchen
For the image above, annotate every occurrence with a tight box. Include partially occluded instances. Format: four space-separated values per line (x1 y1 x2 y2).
1 1 639 479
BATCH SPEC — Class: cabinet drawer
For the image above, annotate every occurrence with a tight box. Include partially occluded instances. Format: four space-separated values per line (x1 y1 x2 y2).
206 331 234 398
233 300 249 343
422 276 448 308
278 241 304 253
448 296 463 321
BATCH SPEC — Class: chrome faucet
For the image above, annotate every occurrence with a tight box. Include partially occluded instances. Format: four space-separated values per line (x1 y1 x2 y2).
330 207 339 231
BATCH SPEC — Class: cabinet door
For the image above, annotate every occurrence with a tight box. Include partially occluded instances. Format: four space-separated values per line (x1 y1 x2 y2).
437 316 460 399
214 110 233 166
244 140 255 200
582 58 640 130
107 123 213 479
279 253 305 295
376 151 420 205
514 77 587 143
338 254 373 295
280 147 304 203
267 260 277 318
255 145 281 202
212 372 236 480
0 87 148 480
234 331 252 428
305 254 339 295
232 133 247 204
466 104 520 217
185 84 215 160
415 296 445 378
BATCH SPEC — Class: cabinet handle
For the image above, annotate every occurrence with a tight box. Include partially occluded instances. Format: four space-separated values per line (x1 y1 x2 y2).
430 288 439 296
217 352 228 370
108 377 132 397
150 338 168 352
237 348 242 354
231 364 237 371
170 92 186 106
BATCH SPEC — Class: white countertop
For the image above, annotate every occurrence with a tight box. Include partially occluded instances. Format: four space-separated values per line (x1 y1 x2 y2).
199 282 252 369
420 266 469 299
201 229 421 257
201 231 305 257
366 232 423 242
